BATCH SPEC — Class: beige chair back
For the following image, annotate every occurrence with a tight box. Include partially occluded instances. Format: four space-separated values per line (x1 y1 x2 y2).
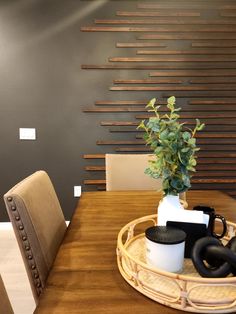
106 154 162 191
0 274 14 314
105 154 187 207
3 170 67 303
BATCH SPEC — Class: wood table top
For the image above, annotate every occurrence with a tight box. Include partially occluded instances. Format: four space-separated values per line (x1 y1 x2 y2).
34 190 236 314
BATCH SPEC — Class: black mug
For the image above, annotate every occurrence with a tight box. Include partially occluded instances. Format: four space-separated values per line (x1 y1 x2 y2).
193 205 227 239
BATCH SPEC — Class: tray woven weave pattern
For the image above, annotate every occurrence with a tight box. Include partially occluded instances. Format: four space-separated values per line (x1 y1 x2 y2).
117 214 236 313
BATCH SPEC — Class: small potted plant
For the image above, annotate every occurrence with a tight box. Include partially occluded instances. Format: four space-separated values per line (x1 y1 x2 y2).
138 96 205 224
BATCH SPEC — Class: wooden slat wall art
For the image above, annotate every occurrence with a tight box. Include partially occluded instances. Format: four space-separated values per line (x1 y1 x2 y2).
81 0 236 197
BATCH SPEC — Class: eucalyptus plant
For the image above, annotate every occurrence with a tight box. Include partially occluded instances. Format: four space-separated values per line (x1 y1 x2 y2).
137 96 205 196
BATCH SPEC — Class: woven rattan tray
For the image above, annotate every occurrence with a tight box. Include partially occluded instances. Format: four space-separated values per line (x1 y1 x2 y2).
116 214 236 313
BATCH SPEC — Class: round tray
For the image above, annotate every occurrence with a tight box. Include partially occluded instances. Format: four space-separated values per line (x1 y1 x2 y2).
116 214 236 313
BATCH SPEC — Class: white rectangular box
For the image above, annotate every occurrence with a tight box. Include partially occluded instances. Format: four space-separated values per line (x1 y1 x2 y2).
19 128 36 140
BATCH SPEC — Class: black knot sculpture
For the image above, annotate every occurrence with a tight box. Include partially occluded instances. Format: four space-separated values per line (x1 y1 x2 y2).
191 236 236 278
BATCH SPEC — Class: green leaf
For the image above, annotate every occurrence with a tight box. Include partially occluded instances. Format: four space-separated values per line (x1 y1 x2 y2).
170 177 184 191
188 157 197 169
188 138 196 146
170 113 180 119
137 120 146 130
197 123 205 131
159 129 169 140
182 131 191 141
154 146 163 154
168 96 175 106
168 132 176 140
181 147 190 153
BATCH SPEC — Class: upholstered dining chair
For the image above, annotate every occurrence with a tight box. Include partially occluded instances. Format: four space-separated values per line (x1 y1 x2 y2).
106 153 161 191
3 170 67 304
0 274 14 314
105 153 187 207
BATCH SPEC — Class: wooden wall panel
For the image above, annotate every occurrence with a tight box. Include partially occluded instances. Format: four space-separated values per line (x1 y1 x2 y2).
81 0 236 197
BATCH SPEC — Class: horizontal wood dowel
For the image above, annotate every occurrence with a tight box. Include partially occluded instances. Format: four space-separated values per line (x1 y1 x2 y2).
109 56 236 62
113 79 183 84
189 100 236 104
81 26 236 32
95 19 236 25
83 106 236 113
101 120 236 126
135 137 236 143
189 78 236 84
86 164 236 172
113 148 236 158
83 107 147 113
138 34 236 40
83 154 105 159
137 49 236 55
96 141 236 151
85 166 105 171
122 125 236 133
183 105 236 111
101 121 139 126
138 3 236 9
116 11 201 17
95 100 236 106
192 178 236 183
82 179 236 186
192 42 236 48
82 154 236 162
82 64 236 70
149 70 236 76
162 91 236 98
84 170 236 176
197 165 236 170
134 112 236 118
110 85 236 91
95 100 155 105
116 42 167 48
96 140 145 145
84 180 106 185
135 118 236 125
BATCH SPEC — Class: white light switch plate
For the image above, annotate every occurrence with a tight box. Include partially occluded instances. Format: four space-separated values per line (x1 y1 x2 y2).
74 186 81 197
19 128 36 140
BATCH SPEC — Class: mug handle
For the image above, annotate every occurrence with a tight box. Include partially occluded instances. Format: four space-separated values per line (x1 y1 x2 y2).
212 214 227 239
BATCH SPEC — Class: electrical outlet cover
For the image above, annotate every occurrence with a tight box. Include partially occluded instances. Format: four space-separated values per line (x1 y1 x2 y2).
74 186 81 197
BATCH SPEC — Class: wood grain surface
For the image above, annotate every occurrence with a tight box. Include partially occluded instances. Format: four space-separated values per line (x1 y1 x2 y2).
34 191 236 314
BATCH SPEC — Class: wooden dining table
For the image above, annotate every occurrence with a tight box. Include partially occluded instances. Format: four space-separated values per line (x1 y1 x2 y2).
34 190 236 314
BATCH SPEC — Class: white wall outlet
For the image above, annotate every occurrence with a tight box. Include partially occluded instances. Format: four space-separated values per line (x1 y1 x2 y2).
74 186 81 197
19 128 36 140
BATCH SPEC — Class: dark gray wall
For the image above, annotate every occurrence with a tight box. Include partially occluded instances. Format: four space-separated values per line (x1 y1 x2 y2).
0 0 129 221
1 0 236 221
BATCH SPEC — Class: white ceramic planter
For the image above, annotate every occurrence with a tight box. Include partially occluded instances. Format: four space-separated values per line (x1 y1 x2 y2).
158 194 209 226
